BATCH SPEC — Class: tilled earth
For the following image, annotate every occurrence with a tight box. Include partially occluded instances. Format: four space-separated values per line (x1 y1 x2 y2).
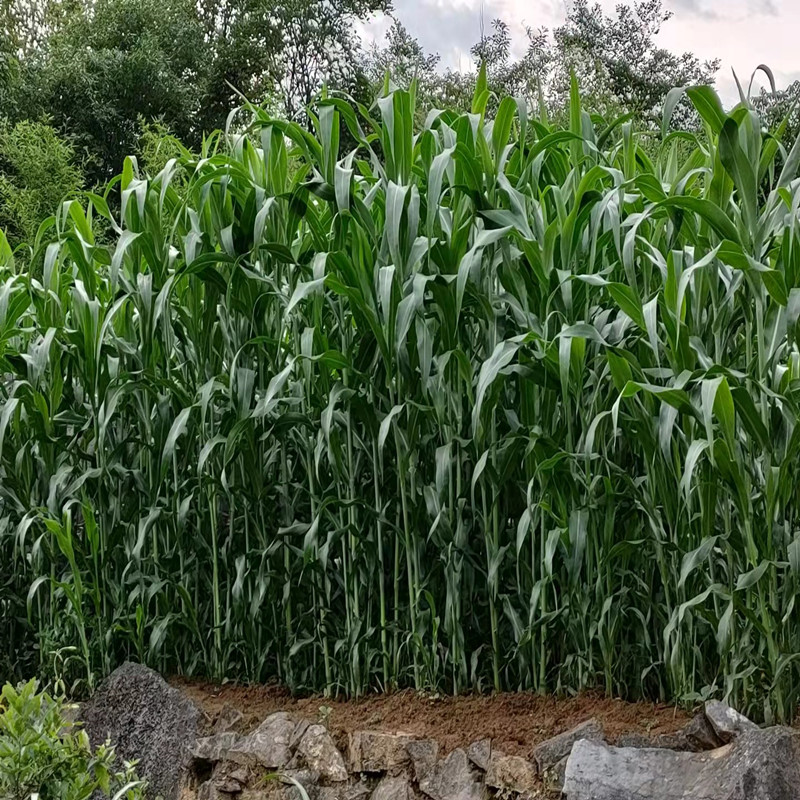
172 678 690 758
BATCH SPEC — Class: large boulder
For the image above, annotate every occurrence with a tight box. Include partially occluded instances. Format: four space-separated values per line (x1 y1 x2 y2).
80 662 201 800
563 725 800 800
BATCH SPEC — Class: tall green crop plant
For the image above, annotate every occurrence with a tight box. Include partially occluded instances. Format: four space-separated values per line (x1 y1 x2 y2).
3 75 800 721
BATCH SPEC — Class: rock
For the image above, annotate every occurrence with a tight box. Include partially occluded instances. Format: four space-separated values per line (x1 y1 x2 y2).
562 726 800 800
419 748 485 800
531 719 604 773
192 732 242 762
485 751 538 797
296 724 348 782
683 711 723 751
467 739 491 772
80 662 201 800
315 789 344 800
284 768 320 789
349 731 413 773
406 739 439 781
228 766 250 784
198 780 230 800
315 789 345 800
615 717 720 754
291 719 311 749
614 732 652 748
216 777 246 793
228 712 297 769
542 755 567 793
214 704 245 734
345 782 373 800
370 777 411 800
240 781 303 800
705 701 759 743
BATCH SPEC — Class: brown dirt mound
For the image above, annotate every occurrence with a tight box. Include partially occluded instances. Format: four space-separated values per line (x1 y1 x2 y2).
172 678 689 757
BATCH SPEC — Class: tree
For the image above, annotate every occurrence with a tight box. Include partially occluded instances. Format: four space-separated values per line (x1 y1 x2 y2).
754 81 800 149
364 18 439 89
270 0 390 120
194 0 284 131
365 0 718 126
28 0 209 182
551 0 719 123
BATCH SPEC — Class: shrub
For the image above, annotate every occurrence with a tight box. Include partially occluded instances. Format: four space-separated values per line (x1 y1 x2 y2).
0 679 144 800
0 119 84 248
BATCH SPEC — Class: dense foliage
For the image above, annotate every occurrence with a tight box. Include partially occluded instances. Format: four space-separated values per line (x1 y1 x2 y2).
2 72 800 723
0 119 84 246
0 679 143 800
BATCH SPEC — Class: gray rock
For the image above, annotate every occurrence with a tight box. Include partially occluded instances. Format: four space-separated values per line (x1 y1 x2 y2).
198 780 232 800
216 777 246 793
683 711 723 751
705 701 759 743
406 739 439 781
291 719 312 749
192 731 242 762
227 765 251 786
370 777 411 800
467 739 491 772
652 732 691 751
419 748 485 800
531 719 604 773
349 731 413 773
615 732 652 749
228 712 297 769
80 662 201 800
214 704 245 734
240 780 304 800
615 717 720 754
315 788 345 800
563 726 800 800
284 768 320 789
345 781 373 800
485 751 538 797
542 755 567 793
296 724 348 782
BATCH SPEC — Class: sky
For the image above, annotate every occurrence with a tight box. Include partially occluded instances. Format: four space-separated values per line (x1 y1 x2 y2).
360 0 798 106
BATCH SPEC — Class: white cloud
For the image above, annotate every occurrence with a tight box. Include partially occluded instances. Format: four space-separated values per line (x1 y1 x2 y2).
362 0 797 106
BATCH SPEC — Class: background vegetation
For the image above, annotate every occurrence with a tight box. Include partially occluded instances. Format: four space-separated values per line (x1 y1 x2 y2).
1 0 724 247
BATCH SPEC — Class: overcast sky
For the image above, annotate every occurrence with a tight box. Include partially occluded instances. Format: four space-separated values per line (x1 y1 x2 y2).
361 0 796 106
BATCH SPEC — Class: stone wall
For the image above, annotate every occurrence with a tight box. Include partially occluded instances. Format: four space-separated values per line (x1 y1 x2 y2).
80 664 800 800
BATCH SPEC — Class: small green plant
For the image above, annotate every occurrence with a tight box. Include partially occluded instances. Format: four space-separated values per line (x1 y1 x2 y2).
317 705 332 728
0 679 144 800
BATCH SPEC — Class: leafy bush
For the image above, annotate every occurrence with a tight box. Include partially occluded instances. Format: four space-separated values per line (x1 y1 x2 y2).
0 679 144 800
0 119 84 248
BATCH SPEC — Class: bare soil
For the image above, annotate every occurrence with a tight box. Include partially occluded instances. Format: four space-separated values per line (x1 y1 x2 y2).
172 678 690 757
